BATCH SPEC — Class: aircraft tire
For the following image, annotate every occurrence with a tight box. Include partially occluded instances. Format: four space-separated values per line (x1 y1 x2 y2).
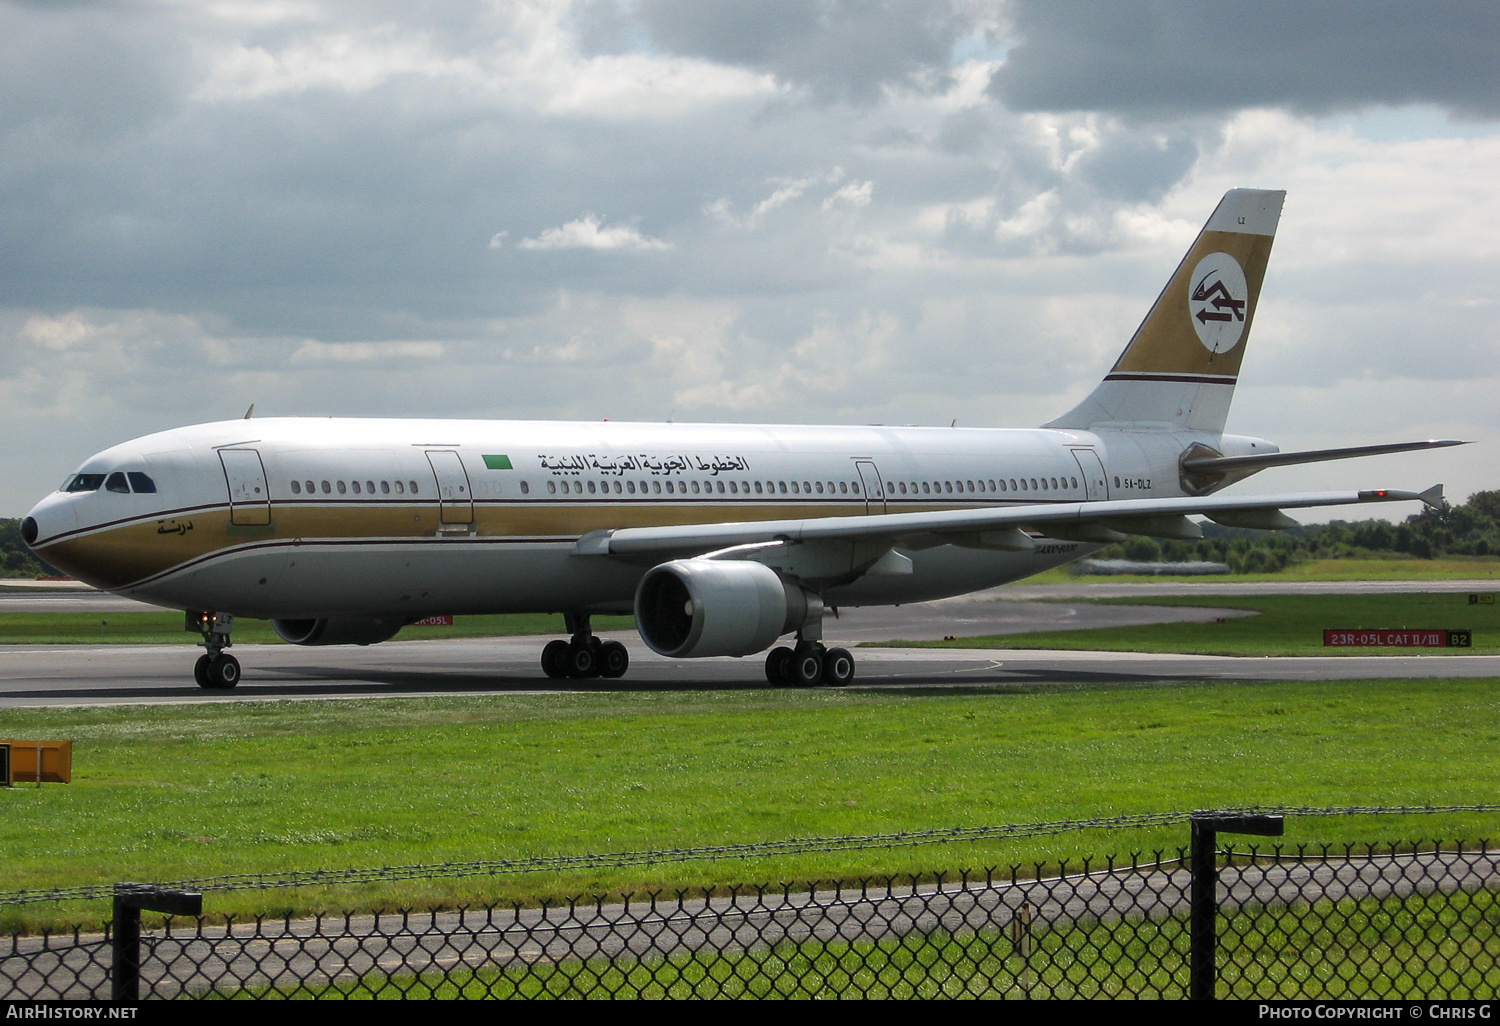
765 646 794 685
565 640 597 678
792 643 823 687
194 654 213 689
599 641 629 678
823 647 855 687
209 654 241 689
541 639 570 678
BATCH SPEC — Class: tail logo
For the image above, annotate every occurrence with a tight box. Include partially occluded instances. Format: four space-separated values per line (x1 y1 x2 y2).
1188 252 1248 353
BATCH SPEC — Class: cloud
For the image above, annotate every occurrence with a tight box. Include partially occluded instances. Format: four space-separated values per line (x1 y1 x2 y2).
991 1 1500 119
578 0 988 103
517 215 672 251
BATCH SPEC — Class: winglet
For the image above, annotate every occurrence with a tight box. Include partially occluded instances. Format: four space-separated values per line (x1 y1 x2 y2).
1419 484 1445 510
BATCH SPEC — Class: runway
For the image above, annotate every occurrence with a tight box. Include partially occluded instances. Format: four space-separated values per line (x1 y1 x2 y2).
4 634 1498 708
1 579 1495 707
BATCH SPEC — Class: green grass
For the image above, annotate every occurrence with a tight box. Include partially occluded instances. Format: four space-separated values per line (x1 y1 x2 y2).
4 678 1500 933
888 592 1500 656
0 612 634 645
1038 555 1500 585
270 890 1500 999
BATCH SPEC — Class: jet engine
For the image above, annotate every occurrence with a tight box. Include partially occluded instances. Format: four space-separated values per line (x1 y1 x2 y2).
634 558 822 658
271 617 407 646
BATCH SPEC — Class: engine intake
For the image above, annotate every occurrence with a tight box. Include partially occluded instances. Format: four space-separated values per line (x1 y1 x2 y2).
634 559 821 658
271 617 407 647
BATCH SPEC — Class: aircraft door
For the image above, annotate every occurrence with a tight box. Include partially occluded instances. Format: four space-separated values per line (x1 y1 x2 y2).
854 460 887 514
1071 448 1110 502
426 450 474 524
218 448 271 526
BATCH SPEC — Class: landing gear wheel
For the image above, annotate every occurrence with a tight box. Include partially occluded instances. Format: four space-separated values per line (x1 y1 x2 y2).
207 654 240 689
541 639 570 679
792 643 824 687
823 647 855 687
599 641 629 679
565 640 598 678
765 646 794 685
194 654 213 689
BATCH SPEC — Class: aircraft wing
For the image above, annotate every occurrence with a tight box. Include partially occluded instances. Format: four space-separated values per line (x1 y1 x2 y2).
576 485 1443 560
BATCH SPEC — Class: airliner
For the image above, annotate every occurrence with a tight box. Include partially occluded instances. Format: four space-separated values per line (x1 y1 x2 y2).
20 189 1456 689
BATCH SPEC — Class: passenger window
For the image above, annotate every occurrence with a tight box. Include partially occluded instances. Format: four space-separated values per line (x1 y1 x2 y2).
840 482 848 494
127 472 157 493
106 472 130 494
587 481 597 494
613 481 622 494
395 481 405 495
754 482 763 494
851 482 859 494
321 480 332 494
337 481 347 495
366 481 375 494
381 481 391 494
1019 479 1027 491
999 480 1006 492
409 481 419 494
351 481 361 495
306 481 316 494
290 480 302 495
803 481 811 494
547 480 557 494
989 480 996 491
520 480 530 494
1010 479 1018 491
790 482 799 494
653 481 661 494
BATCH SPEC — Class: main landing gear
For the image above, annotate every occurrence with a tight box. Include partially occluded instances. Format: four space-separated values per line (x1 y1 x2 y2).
187 611 240 689
764 637 855 687
541 613 629 680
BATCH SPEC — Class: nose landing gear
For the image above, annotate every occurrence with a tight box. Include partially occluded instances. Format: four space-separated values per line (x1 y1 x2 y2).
187 611 240 689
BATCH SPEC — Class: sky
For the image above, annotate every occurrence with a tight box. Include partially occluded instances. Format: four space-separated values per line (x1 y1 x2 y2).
3 1 1498 518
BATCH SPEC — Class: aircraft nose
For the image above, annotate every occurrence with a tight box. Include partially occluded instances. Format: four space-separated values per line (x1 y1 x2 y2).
23 493 78 548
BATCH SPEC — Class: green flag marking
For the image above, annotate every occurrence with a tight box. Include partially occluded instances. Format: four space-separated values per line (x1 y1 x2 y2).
482 454 513 470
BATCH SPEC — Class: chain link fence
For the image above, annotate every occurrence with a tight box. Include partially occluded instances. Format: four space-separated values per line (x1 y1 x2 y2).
3 808 1498 1000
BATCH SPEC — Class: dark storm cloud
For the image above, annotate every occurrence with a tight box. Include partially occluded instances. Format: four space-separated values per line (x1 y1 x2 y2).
991 1 1500 119
578 0 973 102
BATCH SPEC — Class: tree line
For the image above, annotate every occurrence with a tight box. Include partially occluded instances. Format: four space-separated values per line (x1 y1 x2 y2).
1098 491 1500 573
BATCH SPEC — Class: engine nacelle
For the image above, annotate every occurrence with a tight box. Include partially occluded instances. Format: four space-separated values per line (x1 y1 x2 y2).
634 559 822 658
271 617 407 647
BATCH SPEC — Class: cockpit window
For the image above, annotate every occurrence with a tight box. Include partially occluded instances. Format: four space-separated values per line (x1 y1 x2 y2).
127 472 157 494
64 474 106 492
105 472 130 493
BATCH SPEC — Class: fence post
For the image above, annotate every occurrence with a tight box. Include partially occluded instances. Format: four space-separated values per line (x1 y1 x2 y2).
110 884 203 1001
1188 814 1283 1001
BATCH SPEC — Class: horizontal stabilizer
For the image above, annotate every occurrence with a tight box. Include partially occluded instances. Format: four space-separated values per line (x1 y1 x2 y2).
1182 439 1466 476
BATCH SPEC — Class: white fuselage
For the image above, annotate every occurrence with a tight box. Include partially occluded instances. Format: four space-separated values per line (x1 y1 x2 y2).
23 417 1229 621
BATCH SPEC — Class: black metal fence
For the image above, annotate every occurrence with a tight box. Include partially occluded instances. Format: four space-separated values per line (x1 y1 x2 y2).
4 814 1499 1000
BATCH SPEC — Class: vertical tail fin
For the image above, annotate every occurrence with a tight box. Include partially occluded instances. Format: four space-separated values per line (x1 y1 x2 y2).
1045 188 1285 433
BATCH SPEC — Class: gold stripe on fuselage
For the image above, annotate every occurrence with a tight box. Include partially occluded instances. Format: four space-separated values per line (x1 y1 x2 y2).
37 499 994 592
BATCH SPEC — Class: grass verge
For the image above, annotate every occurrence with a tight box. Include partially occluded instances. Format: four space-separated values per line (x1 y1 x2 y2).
3 678 1499 932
